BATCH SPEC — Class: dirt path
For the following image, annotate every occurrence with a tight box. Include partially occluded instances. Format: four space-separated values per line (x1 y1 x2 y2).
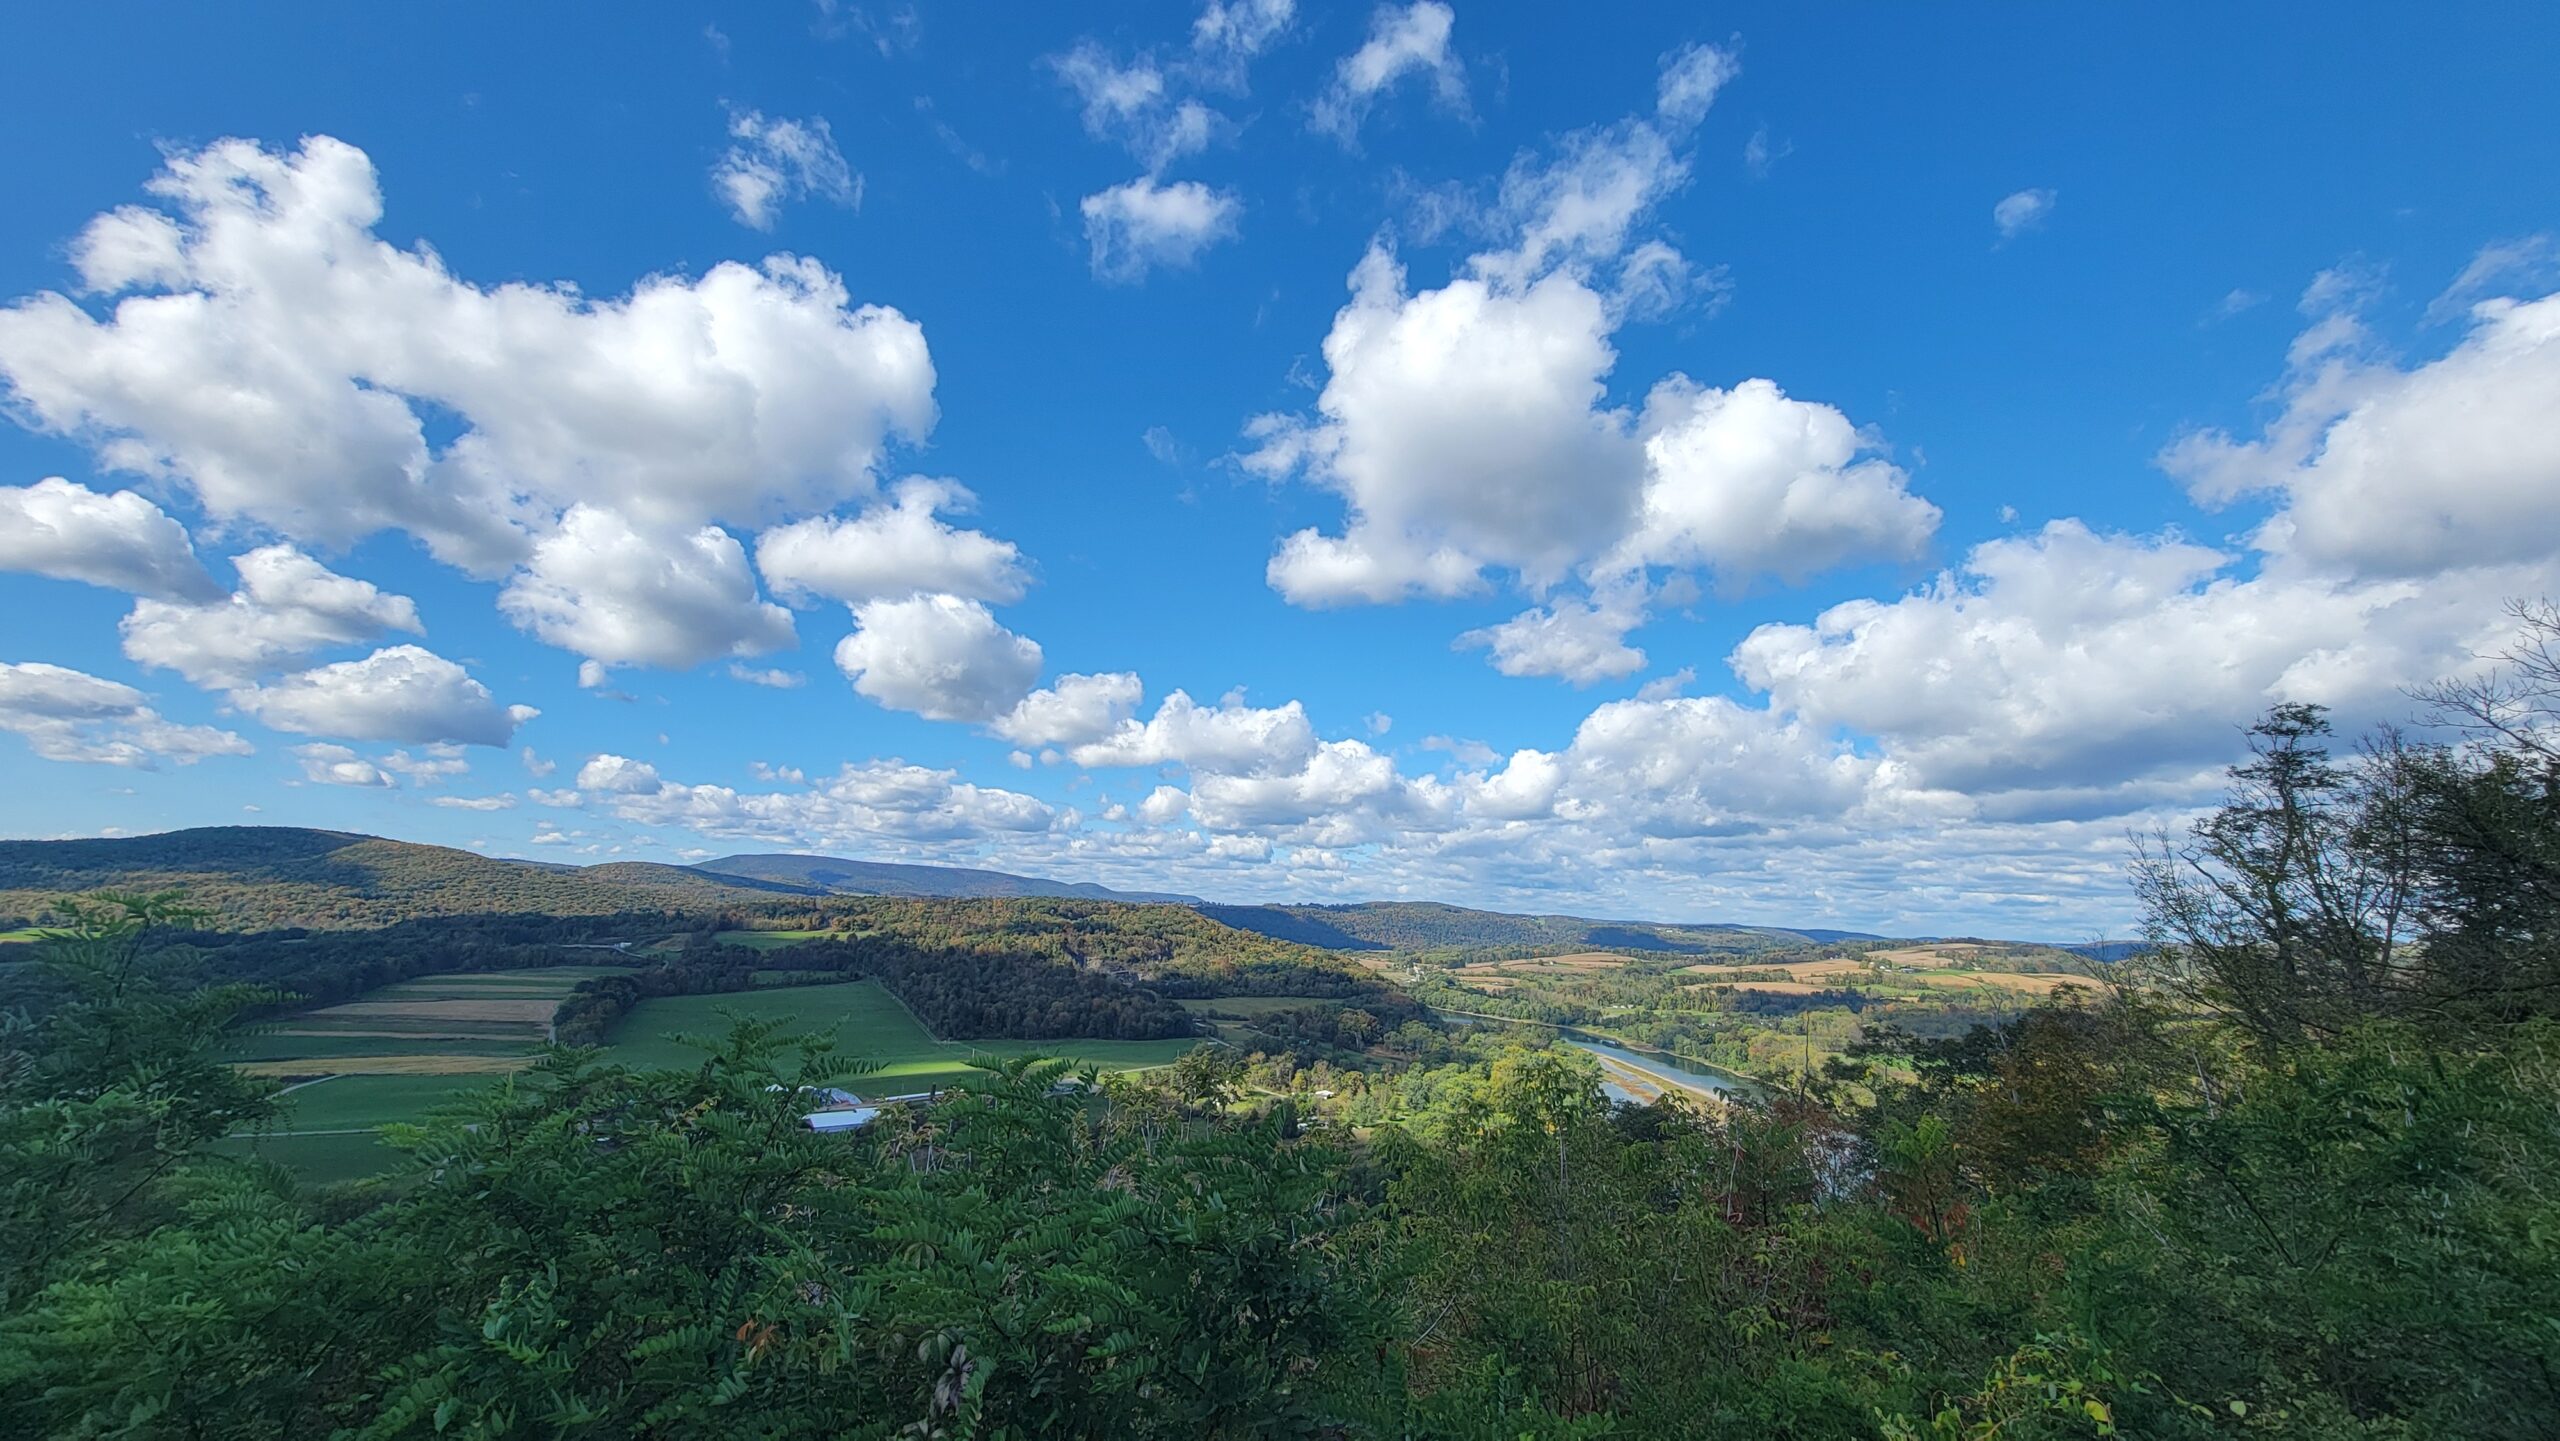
1591 1053 1702 1105
246 1127 382 1138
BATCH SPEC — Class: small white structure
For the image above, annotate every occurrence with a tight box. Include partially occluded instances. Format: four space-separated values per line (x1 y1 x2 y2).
802 1106 882 1133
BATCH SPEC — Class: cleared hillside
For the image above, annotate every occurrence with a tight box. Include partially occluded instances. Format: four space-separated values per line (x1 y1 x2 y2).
1197 900 1875 954
700 852 1200 904
0 827 793 930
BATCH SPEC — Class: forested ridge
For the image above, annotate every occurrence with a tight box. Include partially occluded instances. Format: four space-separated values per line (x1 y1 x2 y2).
4 611 2560 1436
1199 899 1855 953
0 828 803 930
792 894 1395 994
697 851 1201 903
0 901 1379 1050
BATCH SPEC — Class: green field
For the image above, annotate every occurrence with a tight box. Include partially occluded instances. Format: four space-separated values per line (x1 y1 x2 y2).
212 1132 404 1187
221 1031 536 1062
217 967 616 1183
714 928 838 951
222 970 1200 1182
268 1074 499 1129
1178 995 1350 1018
602 980 1198 1092
218 1074 509 1185
221 966 629 1073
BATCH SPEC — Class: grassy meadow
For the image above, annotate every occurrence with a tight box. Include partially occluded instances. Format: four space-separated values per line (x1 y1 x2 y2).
221 966 1198 1181
221 966 624 1077
216 969 621 1181
714 928 840 951
603 980 1195 1091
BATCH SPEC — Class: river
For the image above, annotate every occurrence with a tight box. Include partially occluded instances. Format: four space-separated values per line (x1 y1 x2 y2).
1429 1008 1761 1105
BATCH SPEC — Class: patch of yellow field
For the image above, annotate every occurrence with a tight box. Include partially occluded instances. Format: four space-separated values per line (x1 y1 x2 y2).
234 1054 534 1078
1776 957 1869 980
1871 945 1997 966
268 1028 528 1040
1531 952 1633 971
1683 957 1872 983
309 999 560 1025
1460 952 1635 977
1909 971 2096 996
1587 1054 1722 1107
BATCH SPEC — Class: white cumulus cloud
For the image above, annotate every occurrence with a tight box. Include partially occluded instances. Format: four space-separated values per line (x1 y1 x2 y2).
758 477 1027 605
2161 285 2560 581
0 478 220 601
0 135 935 681
291 742 393 788
0 661 249 769
1611 376 1940 581
121 543 422 688
993 671 1146 749
1458 589 1649 686
498 505 795 679
833 593 1043 722
234 645 534 747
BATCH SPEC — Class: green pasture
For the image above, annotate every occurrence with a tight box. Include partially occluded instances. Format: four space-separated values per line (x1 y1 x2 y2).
713 928 840 951
212 1132 406 1188
603 981 1195 1093
1177 995 1350 1018
221 969 1198 1183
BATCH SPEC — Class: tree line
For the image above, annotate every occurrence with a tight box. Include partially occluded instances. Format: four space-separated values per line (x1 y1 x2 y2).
2 603 2556 1435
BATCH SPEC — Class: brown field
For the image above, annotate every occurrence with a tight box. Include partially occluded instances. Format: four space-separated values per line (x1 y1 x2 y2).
268 1027 530 1041
1911 971 2096 996
1682 957 1870 982
1871 945 1995 966
1533 952 1634 971
1588 1054 1723 1107
1458 952 1634 978
1781 958 1870 979
235 1054 535 1078
308 999 560 1026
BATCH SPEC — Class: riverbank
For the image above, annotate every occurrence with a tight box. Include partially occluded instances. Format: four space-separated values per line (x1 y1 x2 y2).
1428 1007 1764 1104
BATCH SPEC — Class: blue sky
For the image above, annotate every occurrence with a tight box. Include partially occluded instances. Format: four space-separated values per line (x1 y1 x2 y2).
2 3 2556 937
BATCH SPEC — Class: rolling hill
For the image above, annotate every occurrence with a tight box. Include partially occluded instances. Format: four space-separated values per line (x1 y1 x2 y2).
0 827 803 930
1194 901 1882 954
1 827 1929 955
698 852 1201 904
0 828 1212 930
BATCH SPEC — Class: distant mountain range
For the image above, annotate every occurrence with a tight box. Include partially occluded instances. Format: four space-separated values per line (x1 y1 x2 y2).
0 827 799 930
694 853 1200 905
0 828 1199 929
0 826 2127 954
1195 901 1882 955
